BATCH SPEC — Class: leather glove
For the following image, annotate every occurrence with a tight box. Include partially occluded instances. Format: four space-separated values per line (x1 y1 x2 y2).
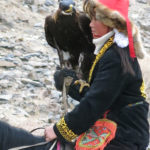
54 68 78 91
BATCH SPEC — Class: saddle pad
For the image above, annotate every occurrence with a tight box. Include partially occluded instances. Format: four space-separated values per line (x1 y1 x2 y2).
75 119 117 150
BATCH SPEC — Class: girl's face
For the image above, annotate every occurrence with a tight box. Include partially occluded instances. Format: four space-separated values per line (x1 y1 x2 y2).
90 18 111 39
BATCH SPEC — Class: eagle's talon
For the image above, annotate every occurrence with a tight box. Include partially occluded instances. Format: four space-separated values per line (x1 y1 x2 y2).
74 80 90 93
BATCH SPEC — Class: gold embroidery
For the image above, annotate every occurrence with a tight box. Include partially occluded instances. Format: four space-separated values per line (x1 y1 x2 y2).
74 80 90 93
56 117 77 142
140 81 146 98
88 37 114 83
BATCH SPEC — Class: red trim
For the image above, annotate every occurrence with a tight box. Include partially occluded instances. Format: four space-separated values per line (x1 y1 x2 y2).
103 110 110 118
126 18 136 58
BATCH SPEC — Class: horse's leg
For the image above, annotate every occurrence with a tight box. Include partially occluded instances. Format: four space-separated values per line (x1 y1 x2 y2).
0 121 55 150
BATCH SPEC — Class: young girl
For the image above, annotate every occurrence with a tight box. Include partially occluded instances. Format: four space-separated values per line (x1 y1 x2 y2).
45 0 149 149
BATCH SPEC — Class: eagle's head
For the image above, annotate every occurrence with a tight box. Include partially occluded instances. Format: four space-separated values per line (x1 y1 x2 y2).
59 0 76 15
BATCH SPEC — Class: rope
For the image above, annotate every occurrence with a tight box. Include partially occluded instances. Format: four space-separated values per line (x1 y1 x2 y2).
30 127 45 133
49 140 57 150
62 77 73 115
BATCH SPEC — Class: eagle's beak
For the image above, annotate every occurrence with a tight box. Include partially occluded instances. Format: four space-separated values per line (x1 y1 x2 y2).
65 4 73 13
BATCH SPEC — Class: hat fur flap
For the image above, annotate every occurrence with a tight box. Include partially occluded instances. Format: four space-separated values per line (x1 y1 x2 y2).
83 0 145 59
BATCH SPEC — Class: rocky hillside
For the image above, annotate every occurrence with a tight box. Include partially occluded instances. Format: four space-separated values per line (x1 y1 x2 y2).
0 0 150 139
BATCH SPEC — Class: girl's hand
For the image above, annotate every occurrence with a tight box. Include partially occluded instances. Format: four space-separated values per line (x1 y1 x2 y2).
44 125 57 141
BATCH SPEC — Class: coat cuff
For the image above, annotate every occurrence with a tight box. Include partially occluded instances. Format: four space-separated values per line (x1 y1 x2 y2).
53 117 78 142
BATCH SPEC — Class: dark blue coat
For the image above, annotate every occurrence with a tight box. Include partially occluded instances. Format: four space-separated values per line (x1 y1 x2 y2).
54 43 149 149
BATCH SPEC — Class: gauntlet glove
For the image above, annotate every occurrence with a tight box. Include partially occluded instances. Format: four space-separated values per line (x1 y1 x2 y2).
54 68 78 91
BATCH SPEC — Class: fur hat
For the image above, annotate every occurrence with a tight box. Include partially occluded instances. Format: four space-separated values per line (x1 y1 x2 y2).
83 0 145 59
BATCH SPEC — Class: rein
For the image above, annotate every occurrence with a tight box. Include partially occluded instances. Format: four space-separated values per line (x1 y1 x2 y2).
8 141 53 150
30 127 45 133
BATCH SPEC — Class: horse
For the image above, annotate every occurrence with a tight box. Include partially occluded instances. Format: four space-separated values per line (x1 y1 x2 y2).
0 120 56 150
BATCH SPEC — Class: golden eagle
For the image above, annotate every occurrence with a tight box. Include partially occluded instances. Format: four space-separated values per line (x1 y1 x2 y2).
44 0 95 80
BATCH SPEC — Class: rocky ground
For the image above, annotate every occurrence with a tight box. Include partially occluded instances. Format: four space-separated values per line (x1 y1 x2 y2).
0 0 150 145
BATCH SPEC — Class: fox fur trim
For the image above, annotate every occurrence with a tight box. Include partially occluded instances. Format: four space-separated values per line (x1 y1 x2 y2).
83 0 145 59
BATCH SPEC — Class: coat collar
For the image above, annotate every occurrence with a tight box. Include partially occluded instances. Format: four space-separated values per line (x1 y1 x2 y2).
93 30 114 55
93 29 130 55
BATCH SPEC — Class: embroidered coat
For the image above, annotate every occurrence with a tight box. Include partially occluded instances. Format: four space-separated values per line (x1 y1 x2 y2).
53 42 149 149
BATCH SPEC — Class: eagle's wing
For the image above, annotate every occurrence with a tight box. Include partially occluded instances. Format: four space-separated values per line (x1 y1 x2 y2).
45 15 65 68
76 12 96 80
44 15 56 49
78 12 95 53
